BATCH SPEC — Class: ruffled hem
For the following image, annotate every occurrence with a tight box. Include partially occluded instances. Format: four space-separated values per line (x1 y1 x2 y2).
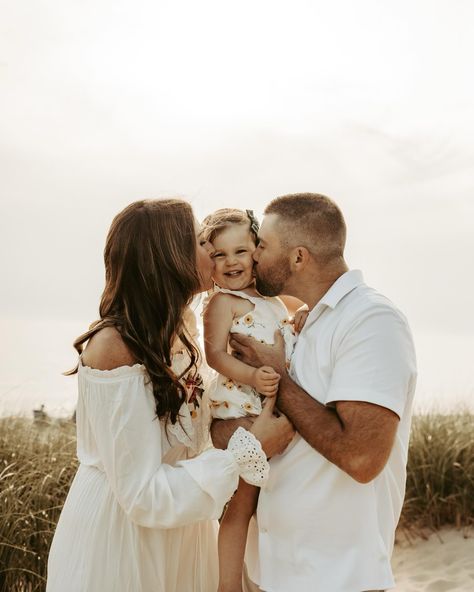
79 361 146 379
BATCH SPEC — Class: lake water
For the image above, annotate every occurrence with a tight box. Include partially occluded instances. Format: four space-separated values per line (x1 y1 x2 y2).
0 317 472 417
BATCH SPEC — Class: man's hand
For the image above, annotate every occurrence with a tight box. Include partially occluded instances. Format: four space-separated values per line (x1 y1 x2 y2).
250 396 295 458
252 366 280 396
229 330 287 375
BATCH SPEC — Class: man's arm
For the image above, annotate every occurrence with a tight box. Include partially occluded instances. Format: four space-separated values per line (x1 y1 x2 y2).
229 306 414 483
276 374 399 483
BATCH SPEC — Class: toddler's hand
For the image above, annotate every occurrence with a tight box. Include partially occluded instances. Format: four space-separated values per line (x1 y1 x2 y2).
253 366 280 397
292 306 309 333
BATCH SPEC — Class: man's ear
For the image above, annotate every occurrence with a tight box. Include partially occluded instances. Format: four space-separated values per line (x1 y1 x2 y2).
290 246 311 271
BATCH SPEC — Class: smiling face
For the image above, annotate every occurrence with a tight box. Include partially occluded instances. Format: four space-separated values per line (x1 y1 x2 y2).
211 223 256 291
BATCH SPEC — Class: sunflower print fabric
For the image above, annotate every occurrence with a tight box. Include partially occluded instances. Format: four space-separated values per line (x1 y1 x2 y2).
208 289 296 420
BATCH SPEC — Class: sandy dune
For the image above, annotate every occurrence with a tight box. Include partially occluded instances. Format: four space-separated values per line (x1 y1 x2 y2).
392 528 474 591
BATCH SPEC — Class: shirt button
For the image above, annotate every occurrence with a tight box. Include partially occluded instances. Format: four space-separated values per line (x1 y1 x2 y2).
260 527 268 533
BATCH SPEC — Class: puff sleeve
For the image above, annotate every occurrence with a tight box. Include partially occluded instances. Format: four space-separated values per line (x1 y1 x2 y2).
81 367 267 529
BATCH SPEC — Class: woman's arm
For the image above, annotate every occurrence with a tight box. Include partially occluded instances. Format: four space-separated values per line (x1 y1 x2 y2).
88 378 294 527
86 374 241 528
81 328 262 529
82 329 293 529
203 293 279 395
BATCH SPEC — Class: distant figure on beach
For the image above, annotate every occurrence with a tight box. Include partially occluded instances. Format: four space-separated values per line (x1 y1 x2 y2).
33 403 48 423
213 193 417 592
46 199 294 592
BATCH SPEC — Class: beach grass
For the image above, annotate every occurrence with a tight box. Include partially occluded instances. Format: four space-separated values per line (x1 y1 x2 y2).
0 418 77 592
0 412 473 591
401 411 474 533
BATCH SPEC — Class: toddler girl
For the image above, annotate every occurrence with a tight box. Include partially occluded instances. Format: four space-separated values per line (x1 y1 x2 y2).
201 208 297 592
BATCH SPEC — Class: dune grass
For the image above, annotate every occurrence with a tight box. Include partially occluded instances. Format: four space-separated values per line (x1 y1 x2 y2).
0 418 77 592
0 412 473 591
401 411 474 532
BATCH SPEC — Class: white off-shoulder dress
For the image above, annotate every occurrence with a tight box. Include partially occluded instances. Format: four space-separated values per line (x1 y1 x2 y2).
46 356 268 592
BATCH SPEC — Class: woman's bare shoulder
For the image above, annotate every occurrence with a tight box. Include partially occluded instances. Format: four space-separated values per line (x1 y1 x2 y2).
81 326 137 371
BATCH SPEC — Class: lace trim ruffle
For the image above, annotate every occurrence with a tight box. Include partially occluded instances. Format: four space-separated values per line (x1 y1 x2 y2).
79 361 146 379
227 427 269 487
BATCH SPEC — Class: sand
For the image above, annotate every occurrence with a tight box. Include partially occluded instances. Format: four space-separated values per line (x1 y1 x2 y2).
392 527 474 591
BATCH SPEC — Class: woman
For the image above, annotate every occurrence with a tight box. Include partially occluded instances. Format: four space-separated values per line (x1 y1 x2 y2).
46 199 293 592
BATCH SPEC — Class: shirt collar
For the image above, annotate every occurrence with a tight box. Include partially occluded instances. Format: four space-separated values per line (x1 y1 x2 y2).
305 269 364 326
319 269 364 309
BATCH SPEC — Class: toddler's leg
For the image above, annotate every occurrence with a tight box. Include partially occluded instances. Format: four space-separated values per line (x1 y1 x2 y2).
218 479 260 592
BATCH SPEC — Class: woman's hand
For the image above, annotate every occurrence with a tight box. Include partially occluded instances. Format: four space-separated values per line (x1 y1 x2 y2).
252 366 280 396
250 397 295 458
229 330 287 376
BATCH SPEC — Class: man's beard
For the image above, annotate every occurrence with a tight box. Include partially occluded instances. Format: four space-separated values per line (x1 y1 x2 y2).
255 256 291 296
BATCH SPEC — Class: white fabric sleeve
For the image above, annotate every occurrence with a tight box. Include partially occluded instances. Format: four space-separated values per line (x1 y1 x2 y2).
85 373 267 529
325 306 417 417
228 427 269 486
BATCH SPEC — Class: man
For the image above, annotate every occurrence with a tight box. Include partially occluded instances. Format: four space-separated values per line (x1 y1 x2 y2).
215 193 416 592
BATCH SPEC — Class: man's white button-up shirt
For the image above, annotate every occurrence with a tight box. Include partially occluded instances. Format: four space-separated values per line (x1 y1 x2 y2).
246 270 417 592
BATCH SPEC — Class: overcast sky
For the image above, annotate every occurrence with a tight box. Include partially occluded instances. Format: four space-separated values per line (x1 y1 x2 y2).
1 0 473 412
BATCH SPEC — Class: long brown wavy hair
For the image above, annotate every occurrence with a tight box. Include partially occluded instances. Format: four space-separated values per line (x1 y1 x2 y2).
66 199 201 424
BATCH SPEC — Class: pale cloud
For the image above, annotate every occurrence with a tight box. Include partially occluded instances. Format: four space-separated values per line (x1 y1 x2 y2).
1 0 473 411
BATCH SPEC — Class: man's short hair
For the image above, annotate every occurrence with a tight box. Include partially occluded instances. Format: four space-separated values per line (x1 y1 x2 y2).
264 193 346 264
